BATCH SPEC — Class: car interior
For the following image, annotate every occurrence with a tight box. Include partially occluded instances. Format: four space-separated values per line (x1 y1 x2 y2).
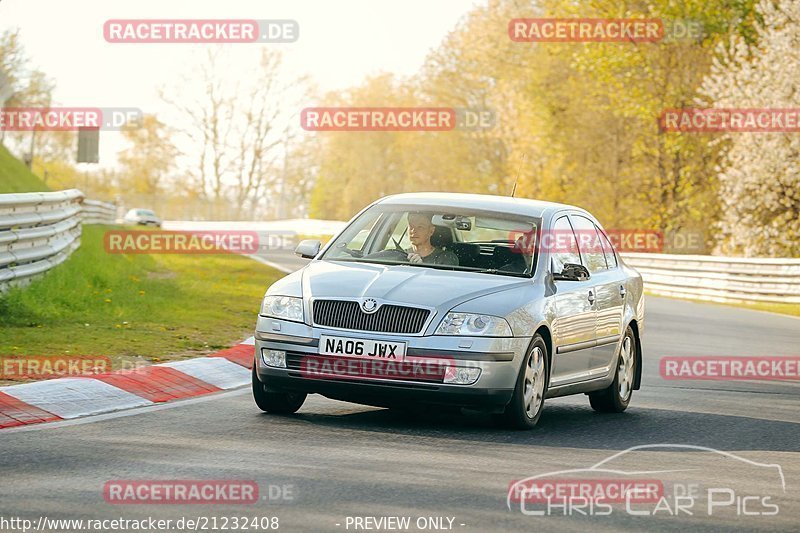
431 225 531 273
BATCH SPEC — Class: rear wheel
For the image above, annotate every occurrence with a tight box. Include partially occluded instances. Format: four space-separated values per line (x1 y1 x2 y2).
498 335 548 429
252 366 306 414
589 326 636 413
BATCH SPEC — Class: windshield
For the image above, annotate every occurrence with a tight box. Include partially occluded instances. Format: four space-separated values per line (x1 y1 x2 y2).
321 204 540 277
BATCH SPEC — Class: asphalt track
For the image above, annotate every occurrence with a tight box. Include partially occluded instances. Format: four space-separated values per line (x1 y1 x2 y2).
1 249 799 532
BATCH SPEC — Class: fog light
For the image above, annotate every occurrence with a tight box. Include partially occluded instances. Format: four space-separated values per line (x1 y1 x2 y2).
443 366 481 385
262 349 286 368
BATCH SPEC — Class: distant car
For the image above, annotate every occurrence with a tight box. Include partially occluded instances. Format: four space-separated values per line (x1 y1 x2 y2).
123 208 161 227
252 192 644 429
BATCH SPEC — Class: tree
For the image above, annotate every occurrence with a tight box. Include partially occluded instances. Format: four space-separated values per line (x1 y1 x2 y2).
700 0 800 257
303 0 758 245
118 115 178 204
161 48 305 219
0 29 56 159
0 29 26 110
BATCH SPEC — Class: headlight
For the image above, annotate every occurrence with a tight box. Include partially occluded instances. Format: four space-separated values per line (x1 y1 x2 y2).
434 312 512 337
260 296 304 322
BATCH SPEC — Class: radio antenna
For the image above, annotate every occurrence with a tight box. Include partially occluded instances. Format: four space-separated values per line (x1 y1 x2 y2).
511 153 526 197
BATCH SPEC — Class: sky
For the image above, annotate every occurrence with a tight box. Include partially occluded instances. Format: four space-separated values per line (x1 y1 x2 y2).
0 0 483 166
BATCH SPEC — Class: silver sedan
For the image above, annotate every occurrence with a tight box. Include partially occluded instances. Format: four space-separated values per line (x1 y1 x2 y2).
252 192 644 429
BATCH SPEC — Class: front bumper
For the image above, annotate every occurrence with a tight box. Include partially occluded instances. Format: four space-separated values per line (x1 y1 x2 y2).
253 316 528 409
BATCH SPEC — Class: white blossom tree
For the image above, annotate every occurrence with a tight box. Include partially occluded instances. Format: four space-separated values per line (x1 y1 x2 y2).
700 0 800 257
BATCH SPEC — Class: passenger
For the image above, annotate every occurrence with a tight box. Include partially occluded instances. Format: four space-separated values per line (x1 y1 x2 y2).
406 212 459 266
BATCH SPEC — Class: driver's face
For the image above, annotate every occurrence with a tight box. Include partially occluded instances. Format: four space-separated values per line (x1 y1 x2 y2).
408 214 435 246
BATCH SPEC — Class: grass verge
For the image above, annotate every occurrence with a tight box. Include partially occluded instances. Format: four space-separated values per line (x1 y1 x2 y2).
0 144 49 193
0 225 283 379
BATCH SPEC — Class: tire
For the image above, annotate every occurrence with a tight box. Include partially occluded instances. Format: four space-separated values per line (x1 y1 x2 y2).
498 335 549 430
252 366 306 414
589 325 636 413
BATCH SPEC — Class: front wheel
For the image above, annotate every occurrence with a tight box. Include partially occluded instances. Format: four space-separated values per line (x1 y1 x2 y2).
252 367 306 414
589 325 636 413
497 335 548 430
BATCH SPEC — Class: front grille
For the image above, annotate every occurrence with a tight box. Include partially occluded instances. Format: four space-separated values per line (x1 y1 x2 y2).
312 299 430 334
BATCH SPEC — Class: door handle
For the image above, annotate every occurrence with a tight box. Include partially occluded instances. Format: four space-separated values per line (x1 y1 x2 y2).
588 290 595 304
619 285 626 298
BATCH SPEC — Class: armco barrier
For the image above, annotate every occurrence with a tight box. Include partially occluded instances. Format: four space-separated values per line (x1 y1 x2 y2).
0 189 116 291
621 252 800 304
81 198 117 225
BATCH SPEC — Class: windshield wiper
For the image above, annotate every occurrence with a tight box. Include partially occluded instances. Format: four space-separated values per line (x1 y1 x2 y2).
392 262 531 277
330 258 404 266
475 268 530 278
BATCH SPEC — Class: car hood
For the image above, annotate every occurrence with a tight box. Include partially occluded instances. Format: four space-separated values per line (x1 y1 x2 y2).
300 259 530 310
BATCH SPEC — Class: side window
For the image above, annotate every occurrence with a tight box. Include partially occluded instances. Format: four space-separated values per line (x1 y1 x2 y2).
596 225 618 268
570 215 608 274
551 216 582 268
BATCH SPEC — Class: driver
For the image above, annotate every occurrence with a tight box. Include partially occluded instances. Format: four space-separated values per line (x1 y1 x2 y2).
406 212 459 266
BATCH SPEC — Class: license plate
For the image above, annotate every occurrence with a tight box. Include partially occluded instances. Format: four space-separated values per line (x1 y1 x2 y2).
319 335 406 361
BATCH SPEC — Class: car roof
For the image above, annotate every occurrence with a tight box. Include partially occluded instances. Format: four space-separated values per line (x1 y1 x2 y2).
376 192 587 219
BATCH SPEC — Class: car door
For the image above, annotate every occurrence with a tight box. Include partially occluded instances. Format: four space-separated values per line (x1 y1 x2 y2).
570 215 625 374
593 224 628 371
549 215 596 385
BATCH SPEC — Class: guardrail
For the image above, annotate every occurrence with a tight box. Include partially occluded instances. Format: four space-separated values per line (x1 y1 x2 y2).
0 189 84 291
82 199 117 225
621 252 800 304
0 190 117 292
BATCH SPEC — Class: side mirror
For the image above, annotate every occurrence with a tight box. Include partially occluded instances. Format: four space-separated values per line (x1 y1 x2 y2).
295 239 321 259
553 262 590 282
